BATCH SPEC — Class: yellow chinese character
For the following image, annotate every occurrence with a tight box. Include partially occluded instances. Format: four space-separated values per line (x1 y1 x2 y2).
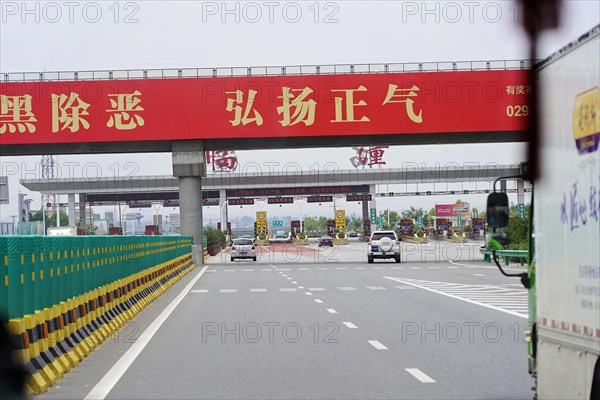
516 85 526 95
0 94 37 134
382 84 423 124
277 87 316 126
506 85 515 95
225 90 263 126
106 90 145 130
51 93 90 133
330 86 370 123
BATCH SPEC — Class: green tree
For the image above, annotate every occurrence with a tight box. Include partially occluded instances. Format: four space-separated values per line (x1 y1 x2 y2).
347 217 363 232
204 226 226 247
505 203 531 250
378 210 400 230
400 206 433 228
30 210 69 230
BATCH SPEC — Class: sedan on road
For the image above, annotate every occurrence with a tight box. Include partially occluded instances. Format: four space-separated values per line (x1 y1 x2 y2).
231 238 257 261
318 235 334 247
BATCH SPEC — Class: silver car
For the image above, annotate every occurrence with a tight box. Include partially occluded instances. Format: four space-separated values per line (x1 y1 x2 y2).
368 230 401 263
231 238 257 261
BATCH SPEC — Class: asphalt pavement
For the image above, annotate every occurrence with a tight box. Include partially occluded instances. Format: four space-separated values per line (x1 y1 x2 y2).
38 239 533 400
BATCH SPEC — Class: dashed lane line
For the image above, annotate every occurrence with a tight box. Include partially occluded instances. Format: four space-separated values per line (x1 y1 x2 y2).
326 308 338 314
343 322 358 329
405 368 436 383
368 340 388 350
314 299 323 304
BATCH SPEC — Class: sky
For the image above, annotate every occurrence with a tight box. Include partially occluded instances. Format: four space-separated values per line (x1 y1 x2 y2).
1 1 599 226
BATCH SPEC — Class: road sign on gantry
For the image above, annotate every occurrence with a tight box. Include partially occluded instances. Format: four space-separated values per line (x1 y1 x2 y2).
335 209 346 230
256 211 267 232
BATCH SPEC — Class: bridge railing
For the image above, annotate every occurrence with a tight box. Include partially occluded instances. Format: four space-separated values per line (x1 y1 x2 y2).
480 247 528 266
2 60 539 82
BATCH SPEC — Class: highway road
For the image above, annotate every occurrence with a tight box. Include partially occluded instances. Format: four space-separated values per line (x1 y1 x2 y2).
39 240 534 400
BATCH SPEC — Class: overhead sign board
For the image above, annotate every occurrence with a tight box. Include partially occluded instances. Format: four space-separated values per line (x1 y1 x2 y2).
267 197 294 204
346 194 372 202
272 220 283 227
307 195 333 203
435 202 471 217
0 70 529 148
229 198 255 206
228 185 369 198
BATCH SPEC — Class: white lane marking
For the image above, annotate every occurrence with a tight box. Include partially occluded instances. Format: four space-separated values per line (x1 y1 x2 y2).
279 288 297 292
390 267 403 269
207 269 216 272
394 286 416 290
260 268 272 271
326 308 338 314
292 281 298 284
84 264 209 400
373 267 384 270
336 267 347 270
298 268 309 271
318 268 328 271
308 288 325 291
250 288 267 293
220 289 238 293
428 267 440 269
314 299 323 304
190 289 209 293
280 268 292 271
384 277 527 319
305 292 313 296
405 368 436 383
298 286 305 289
343 322 358 329
354 267 365 270
287 277 292 280
278 271 283 274
473 274 485 277
337 287 356 291
448 266 459 269
242 269 254 272
224 269 235 272
410 267 421 270
366 286 387 290
368 340 387 350
448 259 526 271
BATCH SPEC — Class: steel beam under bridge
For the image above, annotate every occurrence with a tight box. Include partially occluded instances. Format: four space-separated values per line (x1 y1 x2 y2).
19 164 522 196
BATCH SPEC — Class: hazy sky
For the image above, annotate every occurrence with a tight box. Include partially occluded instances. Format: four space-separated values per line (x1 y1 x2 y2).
1 1 598 223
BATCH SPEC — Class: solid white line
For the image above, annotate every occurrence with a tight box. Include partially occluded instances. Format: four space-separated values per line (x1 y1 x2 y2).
220 289 238 293
473 274 485 277
189 289 209 293
84 265 209 400
279 288 297 292
343 322 358 329
405 368 436 383
337 287 356 291
368 340 387 350
326 308 338 314
366 286 387 290
384 277 527 319
250 288 267 293
314 299 323 304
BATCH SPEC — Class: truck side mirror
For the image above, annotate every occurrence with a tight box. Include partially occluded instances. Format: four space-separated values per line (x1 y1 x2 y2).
487 192 509 228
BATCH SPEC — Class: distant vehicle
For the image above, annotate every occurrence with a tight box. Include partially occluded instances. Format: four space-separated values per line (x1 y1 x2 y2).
275 230 288 239
318 235 333 247
368 230 400 263
347 231 358 237
230 238 257 261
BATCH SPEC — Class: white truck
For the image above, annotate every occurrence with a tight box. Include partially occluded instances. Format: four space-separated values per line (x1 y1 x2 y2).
486 25 600 399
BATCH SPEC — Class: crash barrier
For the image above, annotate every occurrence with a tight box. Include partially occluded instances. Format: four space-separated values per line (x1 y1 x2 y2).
333 232 349 246
0 236 194 395
479 247 528 266
402 233 428 244
255 232 270 246
291 233 309 246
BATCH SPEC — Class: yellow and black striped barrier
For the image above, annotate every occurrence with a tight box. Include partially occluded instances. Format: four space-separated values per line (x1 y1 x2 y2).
1 236 195 395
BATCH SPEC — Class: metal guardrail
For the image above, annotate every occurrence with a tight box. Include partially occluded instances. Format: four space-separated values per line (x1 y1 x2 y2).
480 247 528 266
1 59 539 82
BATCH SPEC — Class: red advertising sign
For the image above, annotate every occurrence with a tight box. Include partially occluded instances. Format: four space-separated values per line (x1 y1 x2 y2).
0 70 529 146
435 203 471 217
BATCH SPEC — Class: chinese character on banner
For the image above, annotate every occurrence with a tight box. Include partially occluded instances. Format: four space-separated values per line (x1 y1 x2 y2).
106 90 145 130
382 84 423 123
51 93 90 133
225 90 263 126
0 94 37 134
205 150 239 172
350 146 389 169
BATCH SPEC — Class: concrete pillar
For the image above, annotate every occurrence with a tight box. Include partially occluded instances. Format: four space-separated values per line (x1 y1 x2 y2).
219 189 228 231
172 141 205 265
68 194 76 226
79 193 87 231
517 179 525 205
362 199 369 223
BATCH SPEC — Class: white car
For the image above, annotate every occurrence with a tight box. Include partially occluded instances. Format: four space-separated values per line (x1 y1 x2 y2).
368 230 401 263
231 238 257 261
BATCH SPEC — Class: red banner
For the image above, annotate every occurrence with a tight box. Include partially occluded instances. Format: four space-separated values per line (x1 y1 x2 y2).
435 203 471 217
0 70 530 145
